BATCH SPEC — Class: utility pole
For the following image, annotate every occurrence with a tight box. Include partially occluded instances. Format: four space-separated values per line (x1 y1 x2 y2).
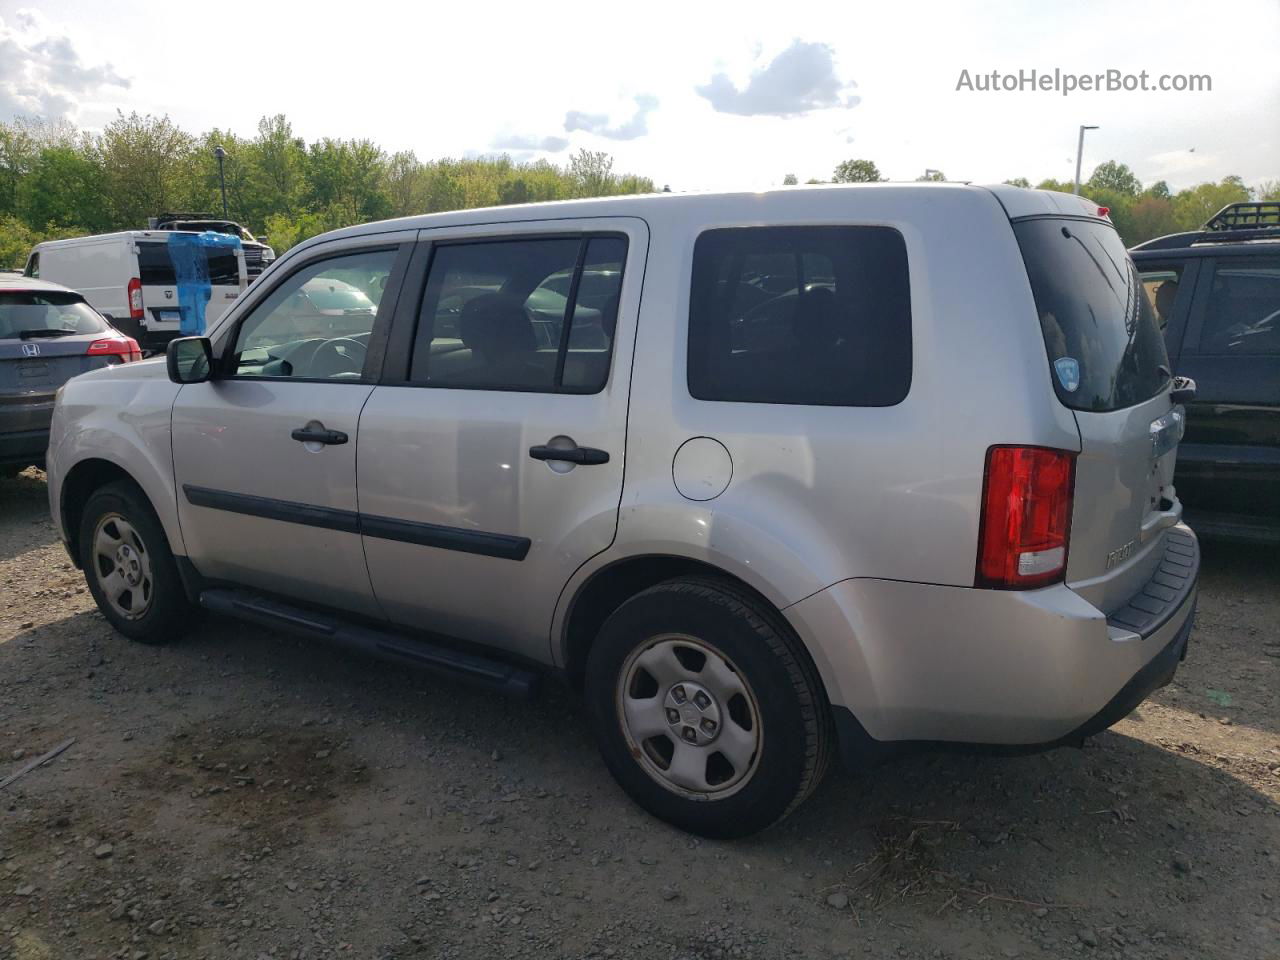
213 144 229 217
1073 125 1098 195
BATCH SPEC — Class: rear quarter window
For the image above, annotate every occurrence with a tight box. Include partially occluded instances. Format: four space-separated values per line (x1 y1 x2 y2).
687 225 912 406
1014 217 1170 412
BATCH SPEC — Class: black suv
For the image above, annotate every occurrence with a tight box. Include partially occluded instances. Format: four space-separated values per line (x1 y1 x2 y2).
148 213 276 279
1131 202 1280 540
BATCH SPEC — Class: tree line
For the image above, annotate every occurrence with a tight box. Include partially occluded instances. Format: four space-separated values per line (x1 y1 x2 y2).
3 109 1276 269
0 112 655 268
796 159 1279 248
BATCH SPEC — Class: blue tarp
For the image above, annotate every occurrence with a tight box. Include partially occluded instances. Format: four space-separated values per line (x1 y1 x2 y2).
167 231 242 335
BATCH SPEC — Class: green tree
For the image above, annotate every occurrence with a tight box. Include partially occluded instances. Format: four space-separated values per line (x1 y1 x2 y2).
1035 178 1073 193
1173 176 1251 229
1145 180 1171 200
1087 160 1141 196
916 170 946 182
15 146 108 230
1003 177 1031 188
1257 180 1280 201
248 114 307 222
569 149 616 197
782 173 798 186
1128 194 1179 243
832 159 883 183
98 112 197 227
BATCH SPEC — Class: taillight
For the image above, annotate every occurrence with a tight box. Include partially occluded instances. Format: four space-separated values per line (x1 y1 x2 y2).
87 337 143 363
976 446 1076 589
127 277 143 319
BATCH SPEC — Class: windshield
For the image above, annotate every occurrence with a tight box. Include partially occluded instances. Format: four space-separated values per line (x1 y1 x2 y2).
303 280 376 312
1014 217 1170 412
0 291 110 339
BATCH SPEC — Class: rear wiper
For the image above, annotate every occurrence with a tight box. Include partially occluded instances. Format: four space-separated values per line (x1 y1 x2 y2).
18 329 78 339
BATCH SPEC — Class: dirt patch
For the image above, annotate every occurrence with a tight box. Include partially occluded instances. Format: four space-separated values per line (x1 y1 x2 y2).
1 468 1278 959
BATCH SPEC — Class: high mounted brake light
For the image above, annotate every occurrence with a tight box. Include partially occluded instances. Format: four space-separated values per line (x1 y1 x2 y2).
1097 206 1111 218
976 446 1076 589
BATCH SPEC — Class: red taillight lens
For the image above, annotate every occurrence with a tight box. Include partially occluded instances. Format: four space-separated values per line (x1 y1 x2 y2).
976 446 1076 589
127 277 143 319
87 337 142 363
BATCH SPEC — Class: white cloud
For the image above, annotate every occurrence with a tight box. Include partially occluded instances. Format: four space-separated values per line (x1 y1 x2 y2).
0 10 128 122
564 95 658 141
491 132 570 152
696 40 858 117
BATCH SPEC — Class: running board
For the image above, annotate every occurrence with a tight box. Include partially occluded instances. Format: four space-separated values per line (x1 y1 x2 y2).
198 588 539 699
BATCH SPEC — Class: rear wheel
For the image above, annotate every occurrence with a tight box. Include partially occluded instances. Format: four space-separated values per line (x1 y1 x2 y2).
78 481 192 644
586 577 833 838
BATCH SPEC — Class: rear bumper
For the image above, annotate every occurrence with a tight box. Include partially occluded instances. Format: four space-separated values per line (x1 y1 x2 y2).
784 524 1200 760
0 397 54 466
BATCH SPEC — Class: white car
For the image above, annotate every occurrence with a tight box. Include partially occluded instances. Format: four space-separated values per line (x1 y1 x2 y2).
47 184 1199 837
25 231 247 351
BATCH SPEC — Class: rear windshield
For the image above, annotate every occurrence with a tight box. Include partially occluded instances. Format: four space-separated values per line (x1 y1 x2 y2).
137 242 240 287
0 291 110 339
1014 218 1170 412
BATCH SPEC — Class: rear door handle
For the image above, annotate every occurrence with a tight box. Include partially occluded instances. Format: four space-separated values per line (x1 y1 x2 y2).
291 424 348 445
529 444 610 465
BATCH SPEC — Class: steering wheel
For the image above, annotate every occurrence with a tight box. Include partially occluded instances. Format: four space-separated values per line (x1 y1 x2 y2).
308 337 368 379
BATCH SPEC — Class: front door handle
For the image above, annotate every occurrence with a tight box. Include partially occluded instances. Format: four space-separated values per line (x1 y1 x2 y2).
529 444 610 465
291 424 348 445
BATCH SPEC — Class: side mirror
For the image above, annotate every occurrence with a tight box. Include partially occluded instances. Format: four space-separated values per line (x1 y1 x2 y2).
1170 375 1196 404
166 336 215 384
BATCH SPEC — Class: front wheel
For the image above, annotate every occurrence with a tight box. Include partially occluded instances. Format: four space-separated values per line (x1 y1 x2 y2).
585 577 833 838
79 481 193 644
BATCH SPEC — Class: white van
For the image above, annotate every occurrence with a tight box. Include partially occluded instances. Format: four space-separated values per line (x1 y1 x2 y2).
24 232 247 350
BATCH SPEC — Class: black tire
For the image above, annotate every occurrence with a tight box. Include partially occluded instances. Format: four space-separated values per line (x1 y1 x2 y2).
585 576 834 839
78 480 192 644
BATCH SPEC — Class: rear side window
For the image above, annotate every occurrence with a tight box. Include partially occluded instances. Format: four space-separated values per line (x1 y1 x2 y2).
409 235 625 394
1197 257 1280 355
1139 266 1185 332
687 226 912 406
1014 218 1170 412
137 243 176 286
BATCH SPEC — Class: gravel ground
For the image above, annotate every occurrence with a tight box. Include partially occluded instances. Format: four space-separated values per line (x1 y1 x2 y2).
1 467 1277 960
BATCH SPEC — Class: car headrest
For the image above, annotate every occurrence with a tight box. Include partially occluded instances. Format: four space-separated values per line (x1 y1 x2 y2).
459 293 536 357
792 287 842 349
599 293 621 340
1154 279 1179 318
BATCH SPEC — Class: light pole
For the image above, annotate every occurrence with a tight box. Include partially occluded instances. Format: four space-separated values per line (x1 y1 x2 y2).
1073 125 1098 195
212 144 227 217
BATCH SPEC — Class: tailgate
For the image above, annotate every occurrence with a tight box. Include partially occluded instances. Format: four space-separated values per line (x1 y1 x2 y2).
1011 212 1181 613
0 338 109 393
1068 394 1184 612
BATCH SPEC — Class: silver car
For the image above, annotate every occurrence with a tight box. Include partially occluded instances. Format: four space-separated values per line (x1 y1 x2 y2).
46 185 1199 837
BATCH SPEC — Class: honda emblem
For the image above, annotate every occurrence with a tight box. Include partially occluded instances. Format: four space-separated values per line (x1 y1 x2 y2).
21 342 40 357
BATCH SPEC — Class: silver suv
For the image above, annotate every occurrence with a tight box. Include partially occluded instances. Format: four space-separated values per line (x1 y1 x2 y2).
47 185 1200 837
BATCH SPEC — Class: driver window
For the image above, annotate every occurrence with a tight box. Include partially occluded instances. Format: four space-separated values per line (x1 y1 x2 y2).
229 248 397 380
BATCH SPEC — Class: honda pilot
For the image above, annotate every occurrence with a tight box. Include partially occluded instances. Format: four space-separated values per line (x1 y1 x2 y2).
46 185 1199 837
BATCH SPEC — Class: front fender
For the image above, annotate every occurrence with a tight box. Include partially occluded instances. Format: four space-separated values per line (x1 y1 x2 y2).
49 362 184 556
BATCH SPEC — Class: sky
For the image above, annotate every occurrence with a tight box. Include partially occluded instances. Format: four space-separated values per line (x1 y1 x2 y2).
1 0 1277 193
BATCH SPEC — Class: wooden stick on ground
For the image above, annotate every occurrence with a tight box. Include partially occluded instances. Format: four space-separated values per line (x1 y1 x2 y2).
0 737 76 792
